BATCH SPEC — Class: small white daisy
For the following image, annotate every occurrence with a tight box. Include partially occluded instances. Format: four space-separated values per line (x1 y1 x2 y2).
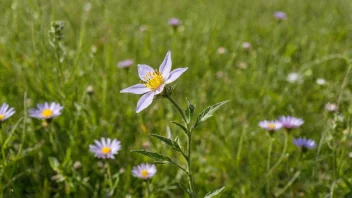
286 72 302 83
0 103 15 122
132 163 157 179
29 102 63 120
325 103 338 112
258 120 283 131
316 78 326 85
89 137 121 159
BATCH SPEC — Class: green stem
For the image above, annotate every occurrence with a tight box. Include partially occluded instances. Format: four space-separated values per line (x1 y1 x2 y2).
0 125 6 166
106 162 113 189
266 137 273 194
146 179 151 197
267 131 288 177
166 96 196 198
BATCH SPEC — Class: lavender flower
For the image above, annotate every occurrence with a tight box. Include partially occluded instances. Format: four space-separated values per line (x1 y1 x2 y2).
278 116 304 129
89 137 121 159
168 18 181 27
274 11 287 20
258 120 283 131
29 102 63 120
293 138 316 150
242 42 251 49
325 103 338 112
120 51 188 113
117 59 134 69
132 163 157 179
0 103 15 122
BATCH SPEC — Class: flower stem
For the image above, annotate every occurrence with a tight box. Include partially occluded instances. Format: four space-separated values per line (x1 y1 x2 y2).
146 179 151 197
106 162 113 189
266 137 273 194
267 131 288 177
166 96 196 198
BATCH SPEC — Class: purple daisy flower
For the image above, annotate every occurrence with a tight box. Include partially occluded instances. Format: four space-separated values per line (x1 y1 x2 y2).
258 120 283 131
89 137 121 159
278 116 304 129
120 51 188 113
132 163 157 179
168 18 181 27
274 11 287 20
29 102 63 120
117 59 134 69
293 138 316 149
0 103 15 123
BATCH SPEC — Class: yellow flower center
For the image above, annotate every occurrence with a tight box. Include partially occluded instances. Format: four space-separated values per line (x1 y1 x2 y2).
142 71 164 90
41 109 53 118
268 123 275 129
140 169 149 178
0 114 4 120
101 147 111 154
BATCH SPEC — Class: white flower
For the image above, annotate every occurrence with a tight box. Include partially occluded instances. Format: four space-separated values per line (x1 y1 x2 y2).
120 51 188 113
132 163 157 179
286 72 302 83
258 120 283 131
316 78 326 85
0 103 15 122
29 102 63 120
89 137 121 159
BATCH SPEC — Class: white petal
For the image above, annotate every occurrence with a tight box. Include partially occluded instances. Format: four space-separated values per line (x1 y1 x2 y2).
138 64 154 80
165 68 188 84
154 83 165 95
136 92 155 113
120 84 151 95
159 51 172 79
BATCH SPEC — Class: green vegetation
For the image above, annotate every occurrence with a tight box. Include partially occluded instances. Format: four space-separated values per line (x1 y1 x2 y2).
1 0 352 197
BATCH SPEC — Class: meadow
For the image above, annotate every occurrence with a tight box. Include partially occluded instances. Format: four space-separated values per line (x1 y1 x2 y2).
1 0 352 197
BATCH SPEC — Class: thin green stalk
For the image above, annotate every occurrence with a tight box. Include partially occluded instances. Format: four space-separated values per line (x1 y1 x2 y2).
0 125 6 166
266 137 273 194
236 127 246 167
106 162 113 189
166 96 196 198
267 131 288 177
146 179 151 197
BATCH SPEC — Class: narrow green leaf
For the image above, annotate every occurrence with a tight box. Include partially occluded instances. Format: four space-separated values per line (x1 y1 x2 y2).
195 100 229 127
204 186 225 198
185 99 196 123
171 121 188 134
48 157 60 172
131 150 172 162
150 134 183 153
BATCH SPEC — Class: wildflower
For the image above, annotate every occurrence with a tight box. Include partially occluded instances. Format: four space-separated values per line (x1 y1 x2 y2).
0 103 15 123
29 102 63 120
286 72 302 83
132 163 157 179
278 116 304 129
117 59 134 69
89 137 121 159
274 11 287 20
120 51 188 113
168 18 181 27
293 138 316 151
242 42 251 49
217 47 227 54
316 78 326 85
325 103 338 112
86 85 94 95
258 120 283 131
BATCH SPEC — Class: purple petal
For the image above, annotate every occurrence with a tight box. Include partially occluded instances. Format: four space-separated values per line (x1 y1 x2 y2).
120 84 151 95
165 68 188 84
159 51 172 79
136 92 155 113
138 64 154 80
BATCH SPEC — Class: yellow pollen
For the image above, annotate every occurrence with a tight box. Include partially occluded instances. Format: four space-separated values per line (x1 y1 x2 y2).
268 123 275 129
140 169 149 178
41 109 53 117
0 114 4 120
142 71 164 90
101 147 111 154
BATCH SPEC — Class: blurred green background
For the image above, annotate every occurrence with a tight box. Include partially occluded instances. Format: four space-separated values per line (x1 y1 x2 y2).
1 0 352 197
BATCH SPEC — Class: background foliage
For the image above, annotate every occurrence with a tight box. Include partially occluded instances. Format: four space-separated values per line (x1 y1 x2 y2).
1 0 352 197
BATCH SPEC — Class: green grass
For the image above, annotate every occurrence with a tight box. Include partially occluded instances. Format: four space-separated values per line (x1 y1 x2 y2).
1 0 352 197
